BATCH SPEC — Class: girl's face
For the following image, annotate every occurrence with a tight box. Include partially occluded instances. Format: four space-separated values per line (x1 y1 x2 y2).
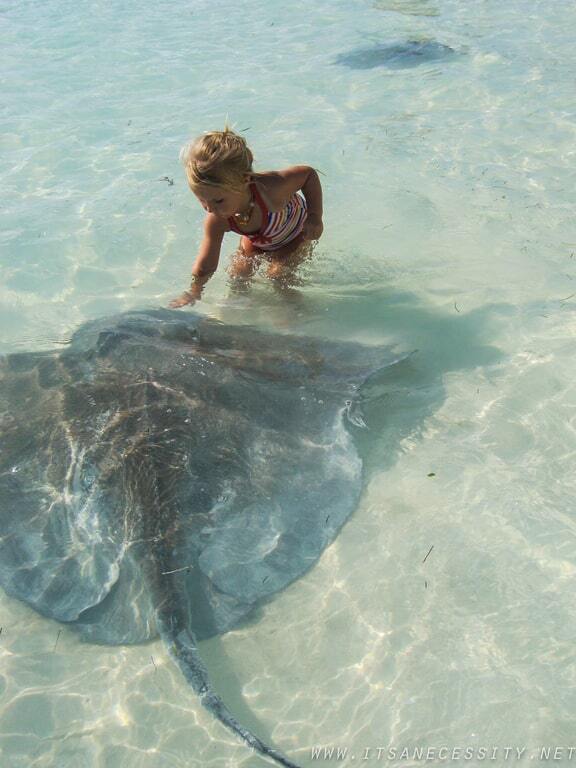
193 182 250 219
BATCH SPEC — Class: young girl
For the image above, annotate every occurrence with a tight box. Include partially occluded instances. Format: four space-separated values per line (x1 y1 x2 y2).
169 128 323 308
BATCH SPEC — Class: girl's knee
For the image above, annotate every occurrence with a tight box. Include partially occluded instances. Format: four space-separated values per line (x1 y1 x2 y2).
230 255 255 278
266 260 288 280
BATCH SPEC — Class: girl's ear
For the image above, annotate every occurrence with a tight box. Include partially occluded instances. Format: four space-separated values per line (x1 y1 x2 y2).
243 172 253 184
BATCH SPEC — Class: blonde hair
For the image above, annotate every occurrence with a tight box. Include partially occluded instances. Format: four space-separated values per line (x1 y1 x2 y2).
180 128 254 192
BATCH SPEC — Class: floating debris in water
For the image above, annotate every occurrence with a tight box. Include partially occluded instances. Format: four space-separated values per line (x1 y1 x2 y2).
422 545 434 564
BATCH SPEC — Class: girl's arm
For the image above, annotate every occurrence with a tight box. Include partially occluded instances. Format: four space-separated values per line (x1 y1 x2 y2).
273 166 323 239
170 214 226 308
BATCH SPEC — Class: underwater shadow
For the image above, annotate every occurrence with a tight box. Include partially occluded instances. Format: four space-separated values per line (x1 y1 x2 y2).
319 290 506 475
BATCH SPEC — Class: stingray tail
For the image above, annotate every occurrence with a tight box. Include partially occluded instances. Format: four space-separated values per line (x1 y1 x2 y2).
163 625 302 768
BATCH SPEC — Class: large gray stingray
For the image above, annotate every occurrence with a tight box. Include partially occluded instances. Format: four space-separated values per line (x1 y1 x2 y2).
335 39 458 70
0 309 401 767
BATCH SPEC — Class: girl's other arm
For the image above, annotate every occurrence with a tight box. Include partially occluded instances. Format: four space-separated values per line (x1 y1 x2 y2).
276 166 323 240
169 214 226 308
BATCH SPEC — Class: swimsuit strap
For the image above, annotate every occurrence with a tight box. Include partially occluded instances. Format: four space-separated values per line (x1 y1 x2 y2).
227 182 270 235
250 182 270 221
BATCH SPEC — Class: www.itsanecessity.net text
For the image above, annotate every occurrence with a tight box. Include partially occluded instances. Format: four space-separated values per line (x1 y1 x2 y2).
310 746 576 761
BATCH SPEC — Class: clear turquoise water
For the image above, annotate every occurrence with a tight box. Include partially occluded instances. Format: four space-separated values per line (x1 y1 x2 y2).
2 0 576 765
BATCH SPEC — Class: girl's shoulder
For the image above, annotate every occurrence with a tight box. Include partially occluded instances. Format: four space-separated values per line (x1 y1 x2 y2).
252 166 308 211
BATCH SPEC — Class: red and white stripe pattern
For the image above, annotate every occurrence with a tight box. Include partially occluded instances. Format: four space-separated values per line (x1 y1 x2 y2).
252 192 307 251
229 183 308 252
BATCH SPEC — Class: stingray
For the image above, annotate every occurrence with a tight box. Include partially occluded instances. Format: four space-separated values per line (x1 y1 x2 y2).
0 309 402 767
335 39 458 70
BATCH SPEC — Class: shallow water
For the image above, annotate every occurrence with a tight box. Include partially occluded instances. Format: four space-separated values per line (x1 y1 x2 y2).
2 0 576 765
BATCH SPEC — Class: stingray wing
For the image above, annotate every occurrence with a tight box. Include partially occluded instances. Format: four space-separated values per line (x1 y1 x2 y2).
0 349 157 641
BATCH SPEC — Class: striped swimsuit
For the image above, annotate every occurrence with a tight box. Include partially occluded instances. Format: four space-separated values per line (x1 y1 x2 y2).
228 182 307 252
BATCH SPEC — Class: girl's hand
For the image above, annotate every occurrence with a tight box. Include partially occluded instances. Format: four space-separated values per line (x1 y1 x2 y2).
169 290 197 309
302 215 323 241
169 274 211 308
